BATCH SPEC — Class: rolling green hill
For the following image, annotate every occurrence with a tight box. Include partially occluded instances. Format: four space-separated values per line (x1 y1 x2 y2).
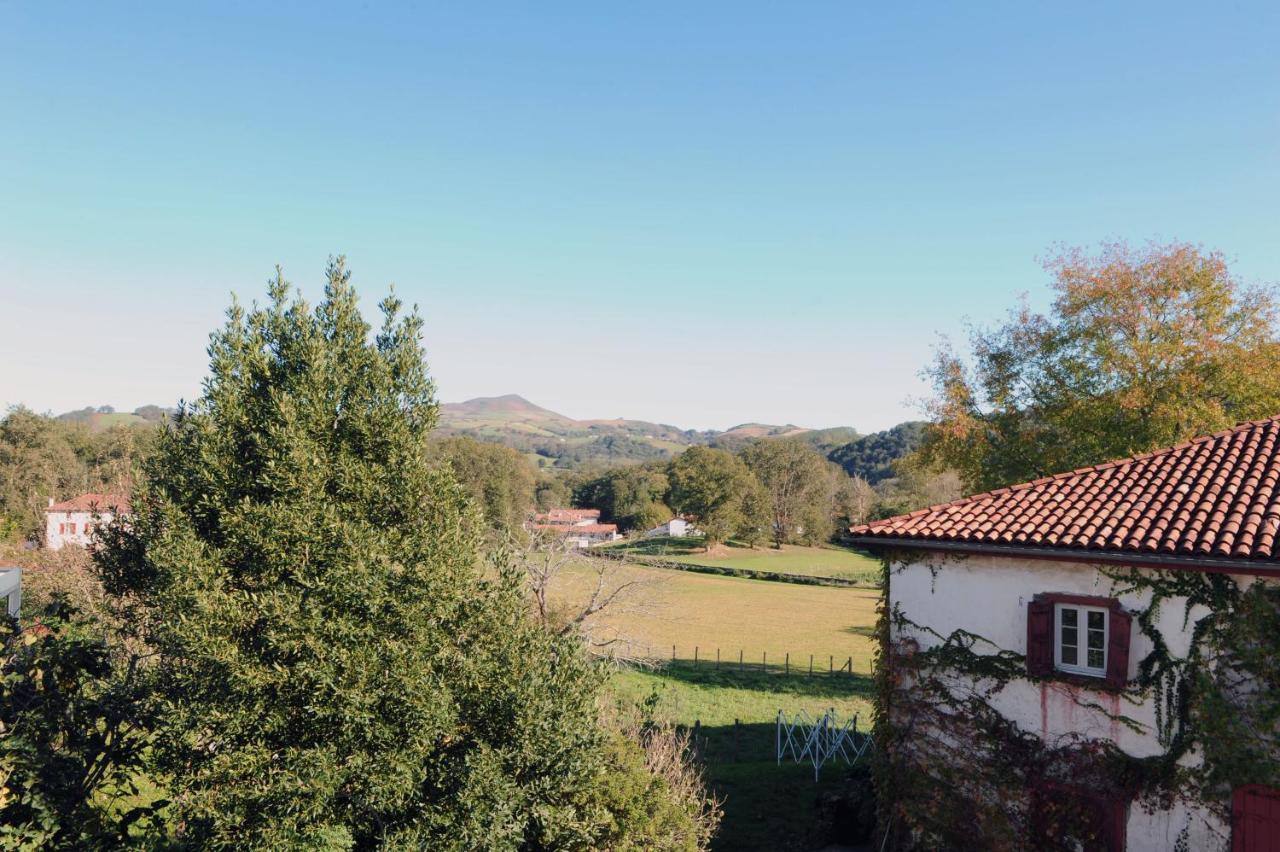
436 394 882 470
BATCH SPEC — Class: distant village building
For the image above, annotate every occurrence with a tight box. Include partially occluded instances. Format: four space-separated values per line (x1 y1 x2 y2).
44 493 129 550
535 508 603 526
642 517 698 538
849 416 1280 851
529 508 619 548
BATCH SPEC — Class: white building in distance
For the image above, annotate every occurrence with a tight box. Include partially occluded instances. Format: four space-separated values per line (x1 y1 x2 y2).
44 493 129 550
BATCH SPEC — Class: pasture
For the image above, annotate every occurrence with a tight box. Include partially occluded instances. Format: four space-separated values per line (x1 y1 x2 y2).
549 557 881 667
550 556 881 849
605 537 882 584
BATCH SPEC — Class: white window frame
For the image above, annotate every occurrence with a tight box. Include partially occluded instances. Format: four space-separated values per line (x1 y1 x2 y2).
1054 602 1108 678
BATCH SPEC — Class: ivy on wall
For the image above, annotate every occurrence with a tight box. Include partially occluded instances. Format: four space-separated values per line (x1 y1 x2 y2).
872 551 1280 851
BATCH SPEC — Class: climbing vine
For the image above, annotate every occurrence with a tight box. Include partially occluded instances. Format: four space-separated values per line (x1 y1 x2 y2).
872 550 1280 851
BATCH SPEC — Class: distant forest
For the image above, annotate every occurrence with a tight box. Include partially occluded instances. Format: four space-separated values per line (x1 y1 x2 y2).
828 421 926 484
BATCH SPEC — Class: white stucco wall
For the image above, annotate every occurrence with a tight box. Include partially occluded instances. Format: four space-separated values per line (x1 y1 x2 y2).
890 552 1263 851
45 510 115 550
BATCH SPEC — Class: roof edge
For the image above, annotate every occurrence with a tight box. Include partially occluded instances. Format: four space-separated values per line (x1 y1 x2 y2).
846 535 1280 576
852 414 1280 535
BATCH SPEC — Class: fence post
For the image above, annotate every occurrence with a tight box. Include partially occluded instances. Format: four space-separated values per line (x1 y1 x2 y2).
694 646 699 666
739 649 744 670
809 654 814 676
763 651 767 671
716 648 721 668
829 655 833 675
785 652 789 675
672 644 676 662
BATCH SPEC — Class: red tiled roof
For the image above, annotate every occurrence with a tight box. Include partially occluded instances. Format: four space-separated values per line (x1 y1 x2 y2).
531 523 618 534
46 493 130 514
850 416 1280 563
535 508 601 523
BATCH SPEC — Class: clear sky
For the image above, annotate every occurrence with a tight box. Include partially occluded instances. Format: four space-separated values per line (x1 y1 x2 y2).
2 3 1278 432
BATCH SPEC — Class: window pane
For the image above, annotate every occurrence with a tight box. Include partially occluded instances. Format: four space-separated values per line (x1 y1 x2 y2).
1061 608 1078 628
1087 648 1104 669
1062 644 1078 665
1088 610 1104 630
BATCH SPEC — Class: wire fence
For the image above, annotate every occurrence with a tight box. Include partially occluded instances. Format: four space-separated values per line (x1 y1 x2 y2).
604 642 860 677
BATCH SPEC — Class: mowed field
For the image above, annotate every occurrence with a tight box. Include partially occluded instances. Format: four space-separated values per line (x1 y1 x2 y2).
605 537 883 584
549 557 880 668
549 558 880 850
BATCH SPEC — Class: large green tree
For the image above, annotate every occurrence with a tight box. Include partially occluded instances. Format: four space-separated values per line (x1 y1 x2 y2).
740 439 839 547
95 260 707 849
430 435 535 535
575 463 672 532
922 242 1280 491
666 447 763 547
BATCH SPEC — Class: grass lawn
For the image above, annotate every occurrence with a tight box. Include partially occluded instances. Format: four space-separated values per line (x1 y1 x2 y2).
550 558 880 667
551 557 882 849
605 537 882 585
609 663 875 851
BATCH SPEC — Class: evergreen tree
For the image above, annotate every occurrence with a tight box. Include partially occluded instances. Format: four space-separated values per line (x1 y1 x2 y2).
96 260 707 849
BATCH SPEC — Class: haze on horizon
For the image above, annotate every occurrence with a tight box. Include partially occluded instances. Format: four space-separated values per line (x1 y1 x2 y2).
2 3 1278 433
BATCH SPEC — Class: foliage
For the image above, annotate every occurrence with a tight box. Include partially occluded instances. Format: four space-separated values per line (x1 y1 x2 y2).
0 595 160 850
667 447 765 548
0 408 154 541
93 260 711 850
574 463 672 532
429 435 535 535
921 242 1280 492
828 422 926 485
740 438 842 546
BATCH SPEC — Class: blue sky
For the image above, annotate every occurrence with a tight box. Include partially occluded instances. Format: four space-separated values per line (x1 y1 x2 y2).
2 2 1278 432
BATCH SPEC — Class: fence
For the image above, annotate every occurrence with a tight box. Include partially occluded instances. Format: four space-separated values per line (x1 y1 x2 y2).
606 642 858 677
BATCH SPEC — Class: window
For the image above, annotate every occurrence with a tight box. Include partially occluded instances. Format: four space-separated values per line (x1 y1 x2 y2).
1027 593 1131 689
1055 603 1108 677
67 523 76 536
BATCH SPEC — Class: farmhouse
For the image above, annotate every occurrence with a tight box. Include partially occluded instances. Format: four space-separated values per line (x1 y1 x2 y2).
849 417 1280 851
44 493 129 550
529 508 619 548
534 508 602 525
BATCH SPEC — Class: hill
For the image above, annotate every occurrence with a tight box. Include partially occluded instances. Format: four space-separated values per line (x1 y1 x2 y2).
827 421 927 483
56 405 173 431
437 394 889 471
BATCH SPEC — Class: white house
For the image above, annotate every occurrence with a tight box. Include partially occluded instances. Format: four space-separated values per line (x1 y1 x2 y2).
528 508 619 548
44 493 129 550
533 508 602 526
642 517 698 538
849 417 1280 852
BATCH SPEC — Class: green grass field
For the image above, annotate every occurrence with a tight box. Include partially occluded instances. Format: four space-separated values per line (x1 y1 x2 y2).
610 664 874 850
551 558 880 667
551 558 880 849
604 537 883 584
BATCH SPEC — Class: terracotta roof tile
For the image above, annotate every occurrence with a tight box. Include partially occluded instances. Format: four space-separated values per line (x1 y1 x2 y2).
46 493 130 514
849 416 1280 563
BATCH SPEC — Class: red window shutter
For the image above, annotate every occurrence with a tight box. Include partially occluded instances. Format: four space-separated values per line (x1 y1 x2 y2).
1106 607 1132 689
1027 597 1054 676
1233 785 1280 852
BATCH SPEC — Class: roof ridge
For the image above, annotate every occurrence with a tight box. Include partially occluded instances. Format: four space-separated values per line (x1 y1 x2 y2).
852 415 1280 535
